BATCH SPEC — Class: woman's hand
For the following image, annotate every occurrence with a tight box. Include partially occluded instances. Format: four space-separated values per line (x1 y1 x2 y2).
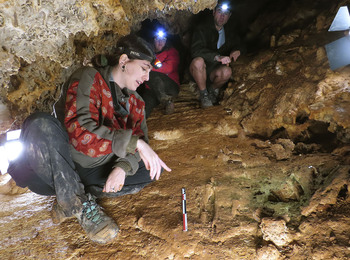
137 139 171 180
103 167 126 193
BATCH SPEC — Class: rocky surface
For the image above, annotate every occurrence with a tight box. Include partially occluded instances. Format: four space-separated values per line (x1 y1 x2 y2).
1 85 350 259
0 0 350 259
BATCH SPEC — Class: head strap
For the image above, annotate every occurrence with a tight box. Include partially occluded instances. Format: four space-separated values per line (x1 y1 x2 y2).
119 47 158 68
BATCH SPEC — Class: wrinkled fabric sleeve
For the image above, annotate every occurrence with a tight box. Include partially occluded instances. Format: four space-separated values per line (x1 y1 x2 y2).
114 151 141 176
153 48 180 75
65 68 135 159
114 98 148 176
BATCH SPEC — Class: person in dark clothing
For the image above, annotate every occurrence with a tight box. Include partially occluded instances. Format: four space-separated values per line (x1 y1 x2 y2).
7 34 171 244
137 28 180 117
190 0 245 108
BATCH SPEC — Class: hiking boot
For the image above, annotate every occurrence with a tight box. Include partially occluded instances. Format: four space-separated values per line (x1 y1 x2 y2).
51 202 71 224
208 88 220 105
200 92 213 108
164 100 175 115
75 194 119 243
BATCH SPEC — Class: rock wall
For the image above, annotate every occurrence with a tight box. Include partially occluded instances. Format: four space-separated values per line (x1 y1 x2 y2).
222 0 350 145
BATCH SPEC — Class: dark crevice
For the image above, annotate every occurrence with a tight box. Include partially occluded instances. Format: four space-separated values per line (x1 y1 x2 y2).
337 185 348 200
8 75 22 92
295 110 309 125
270 127 289 140
294 121 339 153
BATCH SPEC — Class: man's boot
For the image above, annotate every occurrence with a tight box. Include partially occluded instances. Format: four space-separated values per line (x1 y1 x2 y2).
200 90 213 108
208 87 220 105
160 96 175 115
164 99 175 115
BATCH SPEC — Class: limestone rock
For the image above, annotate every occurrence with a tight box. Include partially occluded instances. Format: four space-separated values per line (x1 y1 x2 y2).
152 129 183 140
301 165 350 216
269 178 303 202
256 244 281 260
0 173 28 195
260 218 293 247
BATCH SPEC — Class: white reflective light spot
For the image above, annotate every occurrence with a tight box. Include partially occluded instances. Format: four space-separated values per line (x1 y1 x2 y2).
6 129 21 141
5 141 23 161
222 4 228 11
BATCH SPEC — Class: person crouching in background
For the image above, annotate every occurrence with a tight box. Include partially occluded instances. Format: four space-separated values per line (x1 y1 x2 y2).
137 28 180 117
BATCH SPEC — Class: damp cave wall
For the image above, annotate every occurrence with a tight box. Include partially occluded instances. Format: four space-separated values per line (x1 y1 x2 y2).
0 0 349 147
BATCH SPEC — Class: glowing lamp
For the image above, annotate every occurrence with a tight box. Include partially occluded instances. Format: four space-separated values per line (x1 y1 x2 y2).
153 58 162 69
217 2 231 14
0 129 22 174
221 4 229 11
155 29 167 40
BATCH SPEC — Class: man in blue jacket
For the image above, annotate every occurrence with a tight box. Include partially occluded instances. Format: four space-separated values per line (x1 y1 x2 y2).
190 0 244 108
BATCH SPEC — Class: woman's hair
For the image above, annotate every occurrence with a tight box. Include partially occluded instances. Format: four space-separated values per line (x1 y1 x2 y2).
91 34 155 68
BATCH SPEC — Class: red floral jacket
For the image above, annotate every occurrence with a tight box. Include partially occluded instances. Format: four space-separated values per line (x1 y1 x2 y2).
61 66 148 175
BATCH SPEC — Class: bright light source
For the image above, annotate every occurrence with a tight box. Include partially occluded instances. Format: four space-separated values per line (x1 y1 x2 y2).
326 36 350 70
221 4 228 11
153 58 162 69
157 30 165 38
5 140 23 161
0 129 23 174
325 6 350 70
7 129 21 141
329 6 350 32
218 2 231 13
155 29 167 40
5 129 23 161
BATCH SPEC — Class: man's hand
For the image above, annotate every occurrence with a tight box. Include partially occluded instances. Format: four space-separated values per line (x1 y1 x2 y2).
230 50 241 62
137 139 171 180
216 55 231 65
103 167 126 193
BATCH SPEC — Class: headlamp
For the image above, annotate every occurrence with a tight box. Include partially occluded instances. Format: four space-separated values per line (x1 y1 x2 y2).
153 58 162 69
155 29 167 40
217 2 231 13
221 4 229 11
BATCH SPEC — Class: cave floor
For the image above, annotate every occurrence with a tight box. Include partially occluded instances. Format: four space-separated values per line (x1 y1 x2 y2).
1 83 350 260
